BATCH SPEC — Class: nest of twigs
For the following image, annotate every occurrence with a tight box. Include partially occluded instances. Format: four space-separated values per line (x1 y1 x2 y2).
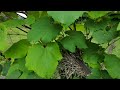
53 48 91 79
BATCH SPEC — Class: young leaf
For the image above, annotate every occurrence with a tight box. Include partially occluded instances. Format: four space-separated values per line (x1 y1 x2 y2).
88 11 109 19
27 16 62 43
25 42 62 78
4 39 30 59
60 31 88 52
47 11 85 27
104 54 120 79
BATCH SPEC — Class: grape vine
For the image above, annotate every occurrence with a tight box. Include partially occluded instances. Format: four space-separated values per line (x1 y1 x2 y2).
0 11 120 79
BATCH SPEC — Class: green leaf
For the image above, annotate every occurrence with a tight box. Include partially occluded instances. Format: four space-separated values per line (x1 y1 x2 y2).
7 58 25 75
112 37 120 58
27 11 41 20
3 19 25 28
104 54 120 78
47 11 85 27
101 70 112 79
1 61 11 76
27 16 62 43
88 11 109 19
91 19 119 44
19 71 41 79
85 18 110 32
86 68 101 79
0 24 8 51
76 23 86 34
117 22 120 31
25 42 62 78
82 52 100 68
6 58 40 79
6 70 21 79
4 39 30 59
92 29 117 44
60 31 88 52
6 58 28 78
25 15 35 25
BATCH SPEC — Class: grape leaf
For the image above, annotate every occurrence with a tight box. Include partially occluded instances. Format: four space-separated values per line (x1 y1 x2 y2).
60 31 88 52
6 58 40 79
85 18 110 31
82 52 100 68
19 71 41 79
86 68 102 79
88 11 109 19
47 11 85 27
27 16 62 43
6 70 21 79
1 61 11 76
112 37 120 58
92 29 117 44
27 11 41 20
76 23 85 33
117 22 120 31
7 58 26 75
0 24 8 51
7 27 27 46
104 54 120 78
101 70 112 79
4 39 30 59
2 19 25 28
25 42 62 78
25 15 35 25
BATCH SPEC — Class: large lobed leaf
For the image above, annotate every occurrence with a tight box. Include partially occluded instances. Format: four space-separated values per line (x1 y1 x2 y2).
92 29 117 44
112 37 120 58
6 58 40 79
4 39 30 59
104 54 120 78
47 11 85 27
88 11 109 19
25 42 62 78
82 53 100 68
2 19 25 28
27 16 62 43
60 31 88 52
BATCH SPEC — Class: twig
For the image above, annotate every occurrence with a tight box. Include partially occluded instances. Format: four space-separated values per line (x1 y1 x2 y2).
68 26 73 30
22 25 31 29
16 27 28 33
73 23 76 31
7 33 27 36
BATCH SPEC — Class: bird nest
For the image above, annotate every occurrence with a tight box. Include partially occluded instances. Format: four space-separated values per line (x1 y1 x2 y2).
53 48 91 79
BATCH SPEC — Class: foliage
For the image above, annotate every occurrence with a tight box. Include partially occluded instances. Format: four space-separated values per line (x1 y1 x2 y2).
0 11 120 79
